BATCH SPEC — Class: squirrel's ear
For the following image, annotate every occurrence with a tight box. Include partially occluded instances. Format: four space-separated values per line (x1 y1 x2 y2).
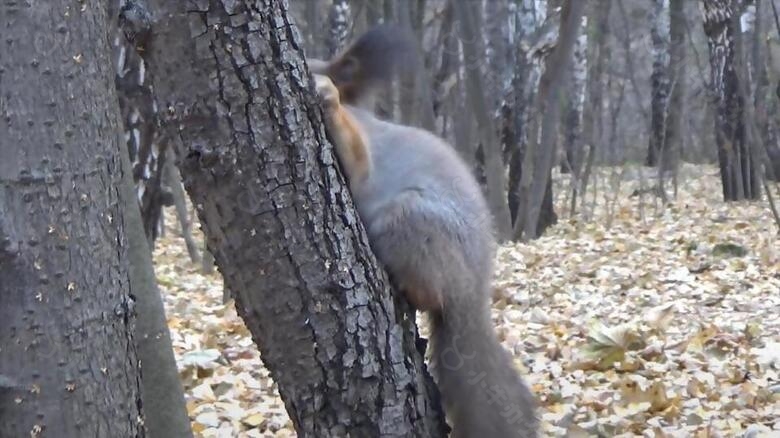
331 55 361 85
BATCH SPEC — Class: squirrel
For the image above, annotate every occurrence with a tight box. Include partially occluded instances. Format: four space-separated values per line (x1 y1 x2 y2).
310 26 538 438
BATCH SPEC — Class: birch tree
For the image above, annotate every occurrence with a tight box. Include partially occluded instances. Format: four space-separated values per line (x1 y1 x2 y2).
514 0 586 240
647 0 671 168
701 0 761 200
327 0 351 56
562 15 589 176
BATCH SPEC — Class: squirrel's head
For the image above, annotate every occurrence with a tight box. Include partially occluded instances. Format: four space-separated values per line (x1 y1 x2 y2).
308 25 419 108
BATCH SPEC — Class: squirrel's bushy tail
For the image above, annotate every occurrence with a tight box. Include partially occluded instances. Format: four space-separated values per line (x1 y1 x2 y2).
429 287 538 438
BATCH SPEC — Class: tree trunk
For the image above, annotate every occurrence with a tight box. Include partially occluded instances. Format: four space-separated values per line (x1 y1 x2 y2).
574 0 611 215
398 0 436 131
327 0 351 57
164 151 202 264
0 2 143 436
561 15 588 175
664 0 687 173
112 0 170 244
119 133 193 438
431 2 456 134
767 0 780 181
145 1 447 436
702 0 761 200
647 0 671 167
452 0 513 239
507 0 544 227
514 0 586 240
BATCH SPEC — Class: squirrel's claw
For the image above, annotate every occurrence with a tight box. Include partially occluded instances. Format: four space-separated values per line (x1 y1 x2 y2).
314 74 340 110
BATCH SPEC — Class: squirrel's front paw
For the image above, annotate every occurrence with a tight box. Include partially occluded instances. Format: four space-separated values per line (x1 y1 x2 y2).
314 74 340 111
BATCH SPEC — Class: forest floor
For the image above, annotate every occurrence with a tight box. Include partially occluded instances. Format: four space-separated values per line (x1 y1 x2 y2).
154 164 780 437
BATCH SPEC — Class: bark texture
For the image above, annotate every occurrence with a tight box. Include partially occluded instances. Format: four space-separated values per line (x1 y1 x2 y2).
0 2 143 436
506 0 544 227
702 0 761 200
145 1 446 436
647 0 671 167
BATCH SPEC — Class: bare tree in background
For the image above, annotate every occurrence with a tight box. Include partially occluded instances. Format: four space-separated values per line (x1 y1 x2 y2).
647 0 671 168
506 0 559 233
561 15 589 176
327 0 351 56
515 0 586 240
453 0 513 239
112 0 171 243
664 0 687 175
576 0 611 215
702 0 761 200
765 0 780 181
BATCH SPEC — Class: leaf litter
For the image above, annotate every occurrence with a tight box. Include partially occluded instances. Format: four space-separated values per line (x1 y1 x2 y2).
154 164 779 437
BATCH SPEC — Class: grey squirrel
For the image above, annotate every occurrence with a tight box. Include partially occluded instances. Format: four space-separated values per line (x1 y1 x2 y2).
310 26 538 438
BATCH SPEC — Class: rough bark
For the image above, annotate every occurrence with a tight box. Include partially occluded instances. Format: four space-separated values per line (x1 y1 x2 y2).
701 0 761 200
0 2 143 436
514 0 586 240
452 0 513 239
145 1 446 436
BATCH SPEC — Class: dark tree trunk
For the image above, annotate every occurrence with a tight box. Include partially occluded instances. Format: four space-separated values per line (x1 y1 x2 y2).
164 150 202 264
398 0 436 131
664 0 687 172
702 0 761 200
431 2 456 133
111 0 170 243
119 129 193 438
145 1 446 436
0 2 143 436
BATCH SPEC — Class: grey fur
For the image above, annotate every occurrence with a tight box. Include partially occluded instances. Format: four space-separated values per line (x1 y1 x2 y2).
346 106 539 438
